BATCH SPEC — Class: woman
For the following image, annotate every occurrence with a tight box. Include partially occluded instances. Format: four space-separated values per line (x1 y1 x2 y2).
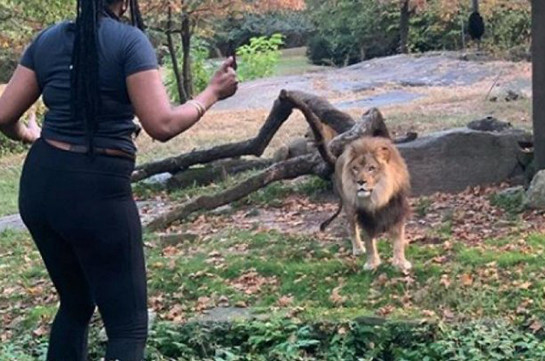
0 0 237 360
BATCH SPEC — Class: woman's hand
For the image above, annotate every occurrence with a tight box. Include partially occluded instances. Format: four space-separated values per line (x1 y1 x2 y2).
22 111 41 143
207 57 238 101
127 57 238 142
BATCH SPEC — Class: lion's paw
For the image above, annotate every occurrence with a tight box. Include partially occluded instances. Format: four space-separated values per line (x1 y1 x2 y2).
363 259 381 271
392 258 412 271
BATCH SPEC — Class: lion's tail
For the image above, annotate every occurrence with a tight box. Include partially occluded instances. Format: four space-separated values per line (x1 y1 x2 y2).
320 199 343 231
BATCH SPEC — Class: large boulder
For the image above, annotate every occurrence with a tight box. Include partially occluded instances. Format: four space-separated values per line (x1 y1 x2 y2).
524 170 545 209
397 128 530 196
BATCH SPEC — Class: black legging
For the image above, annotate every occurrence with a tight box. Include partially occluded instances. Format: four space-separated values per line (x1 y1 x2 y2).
19 138 147 361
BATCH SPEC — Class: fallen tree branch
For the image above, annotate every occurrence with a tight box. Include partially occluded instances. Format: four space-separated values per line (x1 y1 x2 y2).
132 97 294 182
166 158 273 189
132 91 359 182
146 153 322 231
280 90 337 169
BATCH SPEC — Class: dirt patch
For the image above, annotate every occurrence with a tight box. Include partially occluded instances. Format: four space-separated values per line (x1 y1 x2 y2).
171 184 544 250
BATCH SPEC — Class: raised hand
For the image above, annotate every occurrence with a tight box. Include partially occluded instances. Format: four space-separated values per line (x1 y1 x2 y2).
208 57 238 101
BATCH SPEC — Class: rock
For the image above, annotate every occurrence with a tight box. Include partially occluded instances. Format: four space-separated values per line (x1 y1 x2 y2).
141 172 172 186
288 138 311 158
273 146 290 163
398 128 531 196
0 214 26 233
190 307 255 323
524 170 545 209
467 116 512 132
273 138 312 162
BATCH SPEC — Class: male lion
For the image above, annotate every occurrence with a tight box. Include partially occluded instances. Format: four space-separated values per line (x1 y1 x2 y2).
321 136 412 271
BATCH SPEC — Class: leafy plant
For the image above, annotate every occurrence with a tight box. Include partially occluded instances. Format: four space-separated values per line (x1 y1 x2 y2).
237 34 284 82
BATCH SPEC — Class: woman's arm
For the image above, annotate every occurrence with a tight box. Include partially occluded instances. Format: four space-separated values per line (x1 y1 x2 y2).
127 57 238 142
0 65 41 143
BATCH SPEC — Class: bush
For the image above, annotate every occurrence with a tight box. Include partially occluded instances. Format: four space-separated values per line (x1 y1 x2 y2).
237 34 284 82
144 318 545 360
305 0 531 66
0 48 19 83
306 0 399 67
213 11 314 54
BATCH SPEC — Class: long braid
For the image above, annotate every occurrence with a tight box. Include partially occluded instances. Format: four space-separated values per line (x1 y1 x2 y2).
71 0 144 156
71 0 103 155
130 0 145 30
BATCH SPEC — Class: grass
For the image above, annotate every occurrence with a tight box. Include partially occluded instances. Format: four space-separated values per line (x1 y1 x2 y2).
0 162 21 217
273 47 329 77
3 219 545 358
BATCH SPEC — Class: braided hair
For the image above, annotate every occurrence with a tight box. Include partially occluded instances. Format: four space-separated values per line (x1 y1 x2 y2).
71 0 144 154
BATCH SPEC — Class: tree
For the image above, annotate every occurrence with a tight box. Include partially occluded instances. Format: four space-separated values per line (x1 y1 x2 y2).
532 0 545 170
144 0 305 101
395 0 427 54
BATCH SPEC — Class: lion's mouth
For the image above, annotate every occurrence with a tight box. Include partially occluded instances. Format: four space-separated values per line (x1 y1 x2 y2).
357 186 372 198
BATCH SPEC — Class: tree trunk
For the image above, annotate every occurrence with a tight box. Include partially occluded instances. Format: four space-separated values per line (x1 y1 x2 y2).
533 0 545 170
399 0 410 54
167 6 187 103
472 0 479 12
181 14 193 97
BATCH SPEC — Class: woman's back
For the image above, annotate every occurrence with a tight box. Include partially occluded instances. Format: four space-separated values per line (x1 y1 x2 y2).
21 17 158 153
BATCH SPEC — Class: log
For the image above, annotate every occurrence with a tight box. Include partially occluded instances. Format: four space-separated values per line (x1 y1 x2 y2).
132 97 294 182
166 158 273 190
132 91 358 182
146 153 323 231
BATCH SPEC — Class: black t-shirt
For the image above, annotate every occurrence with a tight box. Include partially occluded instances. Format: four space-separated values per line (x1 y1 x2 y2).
20 18 158 154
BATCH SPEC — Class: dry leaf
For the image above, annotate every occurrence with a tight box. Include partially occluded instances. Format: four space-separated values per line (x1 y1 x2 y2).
461 273 473 286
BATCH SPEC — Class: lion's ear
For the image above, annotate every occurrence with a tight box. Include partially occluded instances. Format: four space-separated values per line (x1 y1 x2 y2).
376 146 391 163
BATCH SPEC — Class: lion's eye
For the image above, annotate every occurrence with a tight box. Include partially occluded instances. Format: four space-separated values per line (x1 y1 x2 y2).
352 165 358 172
368 166 376 172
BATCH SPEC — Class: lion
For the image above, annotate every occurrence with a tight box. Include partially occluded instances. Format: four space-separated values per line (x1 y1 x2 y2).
321 136 412 271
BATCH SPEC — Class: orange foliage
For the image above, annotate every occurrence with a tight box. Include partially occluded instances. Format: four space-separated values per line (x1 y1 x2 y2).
251 0 306 12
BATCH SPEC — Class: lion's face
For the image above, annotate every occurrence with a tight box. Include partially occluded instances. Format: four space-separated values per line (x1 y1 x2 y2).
337 137 409 211
348 153 384 199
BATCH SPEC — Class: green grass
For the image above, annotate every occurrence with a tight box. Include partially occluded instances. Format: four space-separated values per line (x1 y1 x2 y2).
0 163 21 216
5 226 545 359
273 47 329 77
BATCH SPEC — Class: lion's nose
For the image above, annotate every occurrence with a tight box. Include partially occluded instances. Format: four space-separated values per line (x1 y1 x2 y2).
357 180 366 186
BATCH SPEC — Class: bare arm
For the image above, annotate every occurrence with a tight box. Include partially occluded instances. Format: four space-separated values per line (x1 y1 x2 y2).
127 57 238 142
0 65 41 143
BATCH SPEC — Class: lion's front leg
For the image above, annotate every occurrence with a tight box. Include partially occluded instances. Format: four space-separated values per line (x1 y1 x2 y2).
363 231 381 270
348 213 366 256
391 223 412 271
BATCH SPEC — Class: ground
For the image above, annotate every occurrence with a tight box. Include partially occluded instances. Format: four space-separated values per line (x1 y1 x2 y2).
1 49 543 359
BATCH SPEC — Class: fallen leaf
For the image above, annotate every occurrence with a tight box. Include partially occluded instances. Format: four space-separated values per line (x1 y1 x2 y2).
461 273 473 287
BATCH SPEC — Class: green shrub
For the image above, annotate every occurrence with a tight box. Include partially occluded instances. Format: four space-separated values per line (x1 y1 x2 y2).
146 319 545 361
306 0 531 66
213 12 314 53
0 48 19 83
306 0 398 66
237 34 284 82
